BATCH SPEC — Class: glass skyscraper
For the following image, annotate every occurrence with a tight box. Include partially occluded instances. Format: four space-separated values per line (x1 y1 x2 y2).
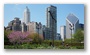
46 5 57 40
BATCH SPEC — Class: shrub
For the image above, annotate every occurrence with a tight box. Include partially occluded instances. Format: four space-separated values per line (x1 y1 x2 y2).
8 31 32 45
73 29 84 43
4 30 12 45
27 33 43 44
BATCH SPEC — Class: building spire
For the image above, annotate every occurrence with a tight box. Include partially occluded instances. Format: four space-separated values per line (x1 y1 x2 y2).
24 6 29 12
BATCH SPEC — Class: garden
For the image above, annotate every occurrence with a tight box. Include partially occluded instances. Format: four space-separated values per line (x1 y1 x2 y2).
4 29 84 49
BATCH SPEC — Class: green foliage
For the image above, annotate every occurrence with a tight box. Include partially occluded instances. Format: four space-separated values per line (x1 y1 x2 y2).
43 40 62 46
4 42 84 49
43 40 52 45
27 33 43 44
54 40 62 46
64 38 77 43
4 30 9 42
4 30 11 45
4 34 84 49
76 46 84 49
73 29 84 43
64 39 72 43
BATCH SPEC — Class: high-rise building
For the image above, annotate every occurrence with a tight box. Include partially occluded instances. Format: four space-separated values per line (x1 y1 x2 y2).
79 23 84 30
66 13 79 39
27 22 43 39
60 26 66 41
21 22 27 32
42 25 50 40
27 22 44 39
7 17 21 31
24 6 30 24
55 33 61 40
46 5 57 40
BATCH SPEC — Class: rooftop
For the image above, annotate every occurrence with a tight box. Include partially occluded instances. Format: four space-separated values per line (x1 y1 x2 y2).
66 13 79 24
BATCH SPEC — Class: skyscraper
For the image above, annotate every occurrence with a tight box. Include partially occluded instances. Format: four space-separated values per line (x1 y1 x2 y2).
79 23 84 30
60 26 66 41
7 17 21 31
24 6 30 24
66 13 79 39
46 5 57 40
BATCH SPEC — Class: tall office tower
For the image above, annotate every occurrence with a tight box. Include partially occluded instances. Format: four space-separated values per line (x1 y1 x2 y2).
66 13 79 39
60 26 66 41
7 17 21 31
24 6 30 24
46 5 57 40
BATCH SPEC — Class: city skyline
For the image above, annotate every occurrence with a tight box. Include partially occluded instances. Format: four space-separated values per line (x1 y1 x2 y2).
4 4 84 33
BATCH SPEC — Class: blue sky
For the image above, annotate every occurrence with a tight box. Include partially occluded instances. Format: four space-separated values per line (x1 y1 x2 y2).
4 4 84 33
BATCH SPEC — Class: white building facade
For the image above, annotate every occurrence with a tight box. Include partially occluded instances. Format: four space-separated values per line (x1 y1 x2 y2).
66 13 79 39
60 26 66 41
24 6 30 24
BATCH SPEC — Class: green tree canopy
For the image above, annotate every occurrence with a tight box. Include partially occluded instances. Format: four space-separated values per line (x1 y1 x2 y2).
27 33 43 44
4 30 10 45
73 29 84 43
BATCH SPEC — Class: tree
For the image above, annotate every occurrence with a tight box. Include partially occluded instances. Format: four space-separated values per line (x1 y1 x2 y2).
73 29 84 43
27 33 43 44
8 31 32 44
4 30 11 45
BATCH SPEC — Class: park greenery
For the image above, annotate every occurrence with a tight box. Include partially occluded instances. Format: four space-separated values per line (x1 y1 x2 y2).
4 29 84 49
73 29 84 43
